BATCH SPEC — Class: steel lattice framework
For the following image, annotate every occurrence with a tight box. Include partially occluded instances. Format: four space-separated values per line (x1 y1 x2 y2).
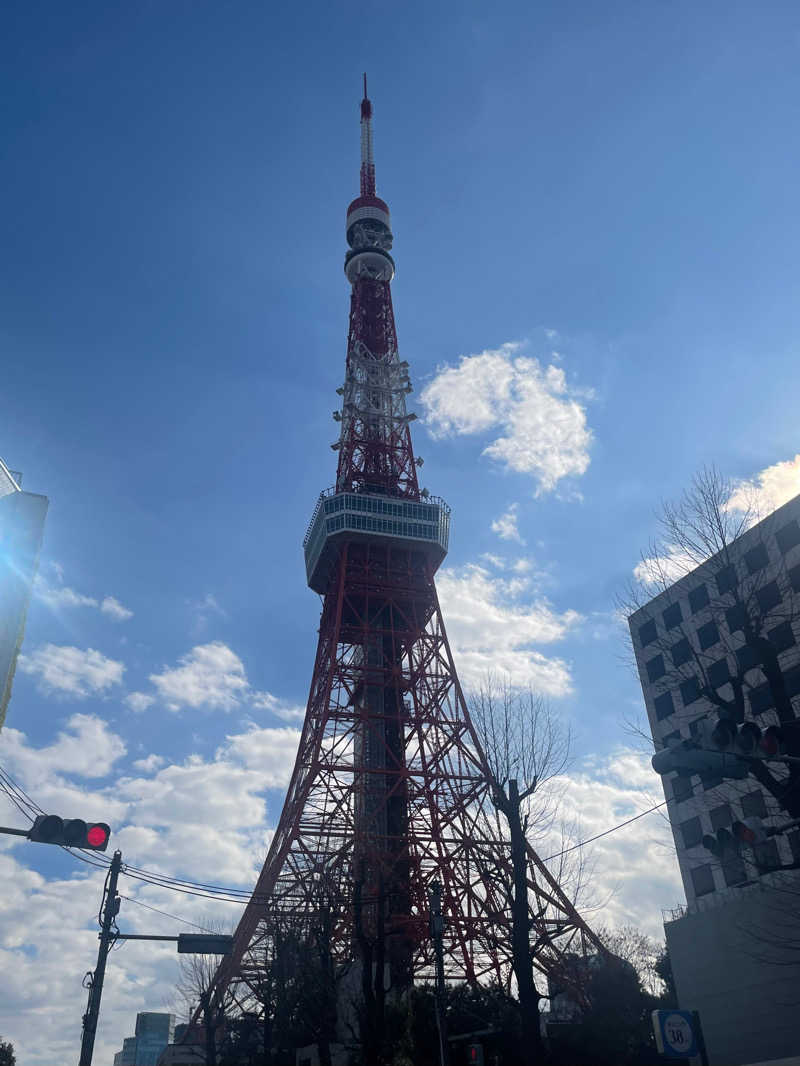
198 78 602 1031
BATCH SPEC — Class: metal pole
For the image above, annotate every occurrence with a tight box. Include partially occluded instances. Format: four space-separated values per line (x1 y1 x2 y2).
692 1011 709 1066
429 880 449 1066
79 849 122 1066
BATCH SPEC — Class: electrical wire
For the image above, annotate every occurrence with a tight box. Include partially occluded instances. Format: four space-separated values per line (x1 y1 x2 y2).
541 799 668 862
119 894 218 932
1 756 671 906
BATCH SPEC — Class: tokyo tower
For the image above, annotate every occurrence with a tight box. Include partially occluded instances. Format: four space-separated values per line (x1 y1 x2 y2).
200 79 601 1041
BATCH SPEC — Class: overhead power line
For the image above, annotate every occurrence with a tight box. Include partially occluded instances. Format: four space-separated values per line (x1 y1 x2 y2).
0 756 670 906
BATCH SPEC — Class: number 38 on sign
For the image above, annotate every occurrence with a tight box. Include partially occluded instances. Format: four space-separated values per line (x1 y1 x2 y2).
652 1010 699 1059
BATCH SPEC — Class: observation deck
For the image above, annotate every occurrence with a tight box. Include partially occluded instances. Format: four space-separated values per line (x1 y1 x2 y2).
304 487 450 594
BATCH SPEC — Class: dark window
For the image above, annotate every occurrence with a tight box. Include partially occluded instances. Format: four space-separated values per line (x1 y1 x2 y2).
680 677 702 706
689 584 710 614
671 638 692 668
698 621 720 651
702 772 723 791
736 643 761 672
654 692 675 721
639 618 657 647
662 729 681 746
726 603 749 633
663 602 683 630
707 658 730 689
672 776 693 802
767 621 796 654
680 817 703 848
749 682 773 715
789 564 800 593
716 565 737 596
710 804 732 830
788 832 800 863
723 855 748 886
691 864 715 897
741 791 768 819
745 543 769 574
646 655 666 682
776 520 800 554
784 664 800 698
756 581 781 614
688 718 703 738
756 839 780 871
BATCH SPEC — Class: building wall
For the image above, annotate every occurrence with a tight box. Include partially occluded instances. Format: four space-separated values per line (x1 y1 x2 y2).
629 493 800 905
665 886 800 1066
0 485 48 729
629 493 800 1065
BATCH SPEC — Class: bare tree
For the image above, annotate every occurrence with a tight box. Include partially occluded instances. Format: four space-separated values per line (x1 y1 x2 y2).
595 925 665 999
176 929 235 1066
621 465 800 829
468 676 574 1066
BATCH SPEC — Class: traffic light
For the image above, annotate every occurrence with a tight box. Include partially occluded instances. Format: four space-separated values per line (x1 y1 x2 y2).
651 725 749 780
731 817 767 846
27 815 111 851
702 827 738 858
710 719 786 757
467 1044 484 1066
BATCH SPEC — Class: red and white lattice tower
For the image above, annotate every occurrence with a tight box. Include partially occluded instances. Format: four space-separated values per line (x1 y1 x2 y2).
202 79 600 1020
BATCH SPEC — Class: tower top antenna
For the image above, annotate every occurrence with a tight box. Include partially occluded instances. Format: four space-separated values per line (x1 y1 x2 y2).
360 73 376 197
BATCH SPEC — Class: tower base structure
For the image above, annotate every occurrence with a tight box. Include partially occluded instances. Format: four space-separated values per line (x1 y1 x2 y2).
198 537 602 1030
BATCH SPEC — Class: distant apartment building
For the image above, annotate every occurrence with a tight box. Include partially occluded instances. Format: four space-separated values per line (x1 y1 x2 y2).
629 492 800 1066
0 458 47 729
113 1012 175 1066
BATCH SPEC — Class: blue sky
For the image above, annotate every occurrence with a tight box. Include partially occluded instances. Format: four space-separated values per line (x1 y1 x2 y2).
3 1 800 1061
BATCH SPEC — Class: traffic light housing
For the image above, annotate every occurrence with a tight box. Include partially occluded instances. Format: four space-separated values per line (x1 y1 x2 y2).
651 728 749 780
711 718 786 757
467 1044 484 1066
702 827 738 858
27 815 110 851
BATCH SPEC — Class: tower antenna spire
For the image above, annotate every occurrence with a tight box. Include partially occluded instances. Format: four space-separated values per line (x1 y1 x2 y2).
360 72 376 197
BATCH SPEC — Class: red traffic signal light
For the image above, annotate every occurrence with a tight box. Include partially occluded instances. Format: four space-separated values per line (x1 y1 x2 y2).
467 1045 484 1066
86 823 111 849
27 815 111 851
732 817 766 845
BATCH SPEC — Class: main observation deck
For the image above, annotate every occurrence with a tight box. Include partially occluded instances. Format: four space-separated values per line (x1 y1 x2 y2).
304 488 450 594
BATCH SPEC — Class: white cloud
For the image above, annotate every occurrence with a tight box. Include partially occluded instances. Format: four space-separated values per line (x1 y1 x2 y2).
17 644 125 698
34 568 133 622
149 642 249 712
125 691 156 712
33 578 97 610
190 592 228 635
633 546 696 587
1 714 126 781
491 502 525 544
131 753 165 773
727 454 800 517
437 563 580 694
420 343 593 495
251 690 306 722
101 595 134 621
543 749 681 937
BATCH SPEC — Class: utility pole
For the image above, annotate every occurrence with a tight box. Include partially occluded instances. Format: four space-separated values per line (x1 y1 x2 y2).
429 880 449 1066
79 849 122 1066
